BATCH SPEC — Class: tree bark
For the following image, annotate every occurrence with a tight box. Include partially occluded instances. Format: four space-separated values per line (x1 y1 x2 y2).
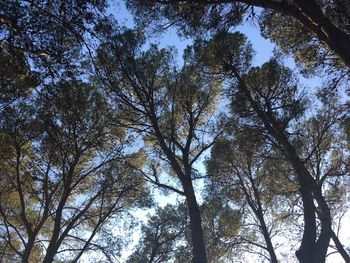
250 177 278 263
182 175 208 263
181 163 208 263
291 0 350 68
149 113 208 263
42 184 72 263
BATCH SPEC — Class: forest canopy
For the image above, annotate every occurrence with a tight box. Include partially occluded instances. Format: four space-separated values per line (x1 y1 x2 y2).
0 1 350 263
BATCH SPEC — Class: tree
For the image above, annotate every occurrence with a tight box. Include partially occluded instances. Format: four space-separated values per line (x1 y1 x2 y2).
0 0 111 110
127 198 241 263
200 195 242 262
127 0 350 73
126 204 188 263
206 129 288 263
96 29 223 263
0 47 37 111
229 62 330 263
207 111 350 262
259 8 349 78
296 97 350 262
0 0 108 62
191 31 349 262
0 78 148 262
2 2 350 262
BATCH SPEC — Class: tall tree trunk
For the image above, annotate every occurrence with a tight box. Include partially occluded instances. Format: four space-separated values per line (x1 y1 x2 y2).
251 178 278 263
287 149 331 263
232 0 350 68
150 119 208 262
286 153 318 263
247 0 350 68
42 187 71 263
182 176 208 263
256 209 278 263
235 77 332 263
240 174 278 263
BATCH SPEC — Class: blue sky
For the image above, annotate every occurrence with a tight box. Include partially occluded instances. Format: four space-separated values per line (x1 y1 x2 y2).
112 1 274 64
110 0 321 91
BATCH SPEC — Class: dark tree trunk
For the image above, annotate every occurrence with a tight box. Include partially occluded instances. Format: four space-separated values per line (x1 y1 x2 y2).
256 210 278 263
42 187 71 263
288 150 331 263
22 236 35 263
235 78 332 263
291 0 350 68
251 0 350 68
288 155 318 263
182 176 208 263
240 174 278 263
150 119 208 263
42 226 60 263
331 230 350 263
232 0 350 68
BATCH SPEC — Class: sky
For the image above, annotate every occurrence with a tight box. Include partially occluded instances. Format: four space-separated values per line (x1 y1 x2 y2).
100 1 350 263
112 1 275 63
111 0 322 89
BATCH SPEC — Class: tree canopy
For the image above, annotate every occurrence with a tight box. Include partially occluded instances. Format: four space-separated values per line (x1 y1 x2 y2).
0 1 349 263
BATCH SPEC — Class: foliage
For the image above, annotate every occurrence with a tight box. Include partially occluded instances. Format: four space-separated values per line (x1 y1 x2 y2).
0 78 149 262
127 199 241 263
127 0 350 87
1 1 350 262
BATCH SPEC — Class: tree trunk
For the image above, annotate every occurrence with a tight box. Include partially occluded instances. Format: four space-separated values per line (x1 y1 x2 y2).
236 0 350 68
42 229 59 263
236 79 332 263
250 0 350 68
22 236 35 263
155 0 350 68
331 230 350 263
149 116 208 262
256 210 278 263
182 176 208 263
291 0 350 68
287 155 318 263
42 188 71 263
288 150 331 263
241 174 278 263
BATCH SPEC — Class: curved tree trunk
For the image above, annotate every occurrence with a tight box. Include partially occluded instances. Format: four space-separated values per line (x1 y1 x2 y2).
235 74 333 263
240 0 350 68
290 0 350 68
